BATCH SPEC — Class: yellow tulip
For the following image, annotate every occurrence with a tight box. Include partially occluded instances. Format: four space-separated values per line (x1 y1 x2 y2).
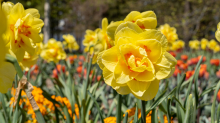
200 38 209 50
171 40 185 51
97 22 176 101
62 34 79 51
19 51 38 71
83 29 100 54
2 2 44 61
40 38 66 63
107 11 157 40
208 39 217 50
0 2 16 93
216 22 220 42
158 24 178 47
189 40 200 50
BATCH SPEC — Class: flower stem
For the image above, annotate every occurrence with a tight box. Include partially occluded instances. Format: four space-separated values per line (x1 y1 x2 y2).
116 94 122 123
141 100 146 123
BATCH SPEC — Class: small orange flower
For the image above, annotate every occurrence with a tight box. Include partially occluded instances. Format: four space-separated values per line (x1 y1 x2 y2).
174 67 181 77
198 56 206 62
180 63 188 70
169 51 176 57
177 60 184 67
204 71 209 80
186 71 194 79
181 55 188 61
211 59 220 66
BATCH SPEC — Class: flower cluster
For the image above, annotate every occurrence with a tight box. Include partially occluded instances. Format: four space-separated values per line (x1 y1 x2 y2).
40 38 66 63
189 39 220 52
62 34 79 51
98 17 177 101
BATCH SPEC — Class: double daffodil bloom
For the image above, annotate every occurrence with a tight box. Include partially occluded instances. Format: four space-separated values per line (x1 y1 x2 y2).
189 40 200 50
216 22 220 42
208 39 218 50
83 29 100 54
62 34 79 51
171 40 185 51
40 38 66 63
0 3 16 93
107 11 157 40
201 38 209 50
2 2 44 61
19 51 38 71
97 22 176 101
158 24 178 48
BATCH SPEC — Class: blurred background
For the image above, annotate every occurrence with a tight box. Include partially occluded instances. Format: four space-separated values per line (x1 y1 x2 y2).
4 0 220 51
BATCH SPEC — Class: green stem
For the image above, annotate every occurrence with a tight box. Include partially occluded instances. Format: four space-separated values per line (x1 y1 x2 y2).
141 100 146 123
116 94 122 123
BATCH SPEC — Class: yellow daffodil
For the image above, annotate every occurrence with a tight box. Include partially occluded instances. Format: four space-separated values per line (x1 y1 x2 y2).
62 34 79 51
0 3 16 93
216 22 220 42
107 11 157 40
19 51 38 71
0 3 7 65
158 24 178 48
201 38 209 50
92 18 114 64
97 22 176 101
2 2 44 61
83 29 100 54
36 42 44 55
214 45 220 53
171 40 185 51
208 39 217 50
40 38 66 63
189 40 200 50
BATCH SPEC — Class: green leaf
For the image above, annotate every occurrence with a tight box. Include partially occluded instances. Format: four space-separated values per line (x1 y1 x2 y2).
116 94 122 123
183 94 196 123
199 85 216 98
133 105 139 123
167 98 172 123
211 81 220 123
151 108 158 123
123 112 128 123
216 104 220 123
146 87 176 114
0 111 6 123
87 90 104 123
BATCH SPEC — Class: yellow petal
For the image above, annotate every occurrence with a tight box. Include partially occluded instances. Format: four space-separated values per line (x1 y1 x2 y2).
216 22 220 42
135 17 157 29
134 79 160 101
102 18 108 32
156 52 177 68
10 3 25 21
114 85 131 95
136 39 162 63
135 70 155 82
115 27 140 44
28 28 42 43
2 2 14 15
141 11 156 18
20 34 36 55
31 18 44 30
97 51 105 70
0 62 16 93
103 67 114 86
139 29 167 54
107 21 123 40
124 11 141 22
114 59 138 84
102 46 118 72
127 79 151 97
115 22 143 37
25 9 40 18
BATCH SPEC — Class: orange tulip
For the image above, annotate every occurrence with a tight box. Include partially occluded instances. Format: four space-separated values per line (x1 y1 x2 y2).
211 59 220 66
181 55 188 61
216 69 220 78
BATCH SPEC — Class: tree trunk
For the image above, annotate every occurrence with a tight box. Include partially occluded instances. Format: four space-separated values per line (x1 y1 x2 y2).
44 0 50 43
